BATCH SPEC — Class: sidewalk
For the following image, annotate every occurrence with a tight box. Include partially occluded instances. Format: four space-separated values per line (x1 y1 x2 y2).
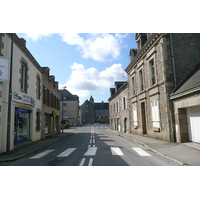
110 129 200 166
0 130 74 162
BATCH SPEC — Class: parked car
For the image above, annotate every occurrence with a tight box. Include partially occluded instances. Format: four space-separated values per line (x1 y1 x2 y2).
60 120 70 129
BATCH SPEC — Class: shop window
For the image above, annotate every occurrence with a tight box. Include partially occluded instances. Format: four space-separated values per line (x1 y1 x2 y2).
14 108 30 145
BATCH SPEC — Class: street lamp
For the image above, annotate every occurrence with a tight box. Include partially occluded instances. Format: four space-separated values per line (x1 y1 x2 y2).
62 86 66 133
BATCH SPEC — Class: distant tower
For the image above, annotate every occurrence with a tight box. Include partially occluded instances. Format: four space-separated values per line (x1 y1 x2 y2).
89 96 94 104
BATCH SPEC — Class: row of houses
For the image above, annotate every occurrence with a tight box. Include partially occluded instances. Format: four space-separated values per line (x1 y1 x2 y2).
109 33 200 143
0 33 61 153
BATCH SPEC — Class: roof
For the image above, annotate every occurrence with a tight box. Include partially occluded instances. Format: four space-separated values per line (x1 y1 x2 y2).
170 63 200 99
94 102 109 110
61 89 79 100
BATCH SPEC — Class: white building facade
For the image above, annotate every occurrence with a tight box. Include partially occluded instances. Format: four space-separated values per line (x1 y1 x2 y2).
0 34 43 153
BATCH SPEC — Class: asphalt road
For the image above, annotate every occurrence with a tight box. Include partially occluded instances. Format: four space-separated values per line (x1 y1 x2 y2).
1 123 179 166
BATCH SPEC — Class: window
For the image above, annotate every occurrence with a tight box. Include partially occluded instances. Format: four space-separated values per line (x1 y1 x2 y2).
151 99 160 128
132 76 136 95
21 63 27 92
139 69 144 91
149 59 156 86
116 101 119 112
36 76 41 99
63 111 67 115
122 97 127 110
133 103 138 127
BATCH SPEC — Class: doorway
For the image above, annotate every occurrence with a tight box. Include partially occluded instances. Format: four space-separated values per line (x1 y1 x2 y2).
141 102 147 134
124 118 128 133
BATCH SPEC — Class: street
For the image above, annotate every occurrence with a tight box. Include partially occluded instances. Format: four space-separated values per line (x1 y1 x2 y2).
0 123 179 166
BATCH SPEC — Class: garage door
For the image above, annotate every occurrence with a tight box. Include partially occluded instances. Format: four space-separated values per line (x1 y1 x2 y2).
187 106 200 143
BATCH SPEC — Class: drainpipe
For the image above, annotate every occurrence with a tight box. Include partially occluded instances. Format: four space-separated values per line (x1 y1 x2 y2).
169 33 177 142
6 33 14 153
169 33 177 88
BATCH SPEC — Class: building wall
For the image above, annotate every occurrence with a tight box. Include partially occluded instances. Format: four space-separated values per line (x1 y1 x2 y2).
42 69 60 138
173 92 200 143
109 85 129 133
0 34 43 153
125 33 200 142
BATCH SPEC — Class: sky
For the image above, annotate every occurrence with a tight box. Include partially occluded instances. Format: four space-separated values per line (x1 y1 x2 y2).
16 33 137 104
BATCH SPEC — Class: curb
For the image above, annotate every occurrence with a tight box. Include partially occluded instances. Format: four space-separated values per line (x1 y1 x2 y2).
0 133 74 162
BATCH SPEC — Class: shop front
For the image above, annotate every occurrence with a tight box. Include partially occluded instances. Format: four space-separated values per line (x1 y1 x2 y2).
12 91 35 146
14 108 31 145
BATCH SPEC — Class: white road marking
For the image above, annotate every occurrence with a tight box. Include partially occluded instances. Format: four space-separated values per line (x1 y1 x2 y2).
93 145 95 147
30 150 54 159
110 147 124 156
84 147 98 156
93 139 95 143
57 148 76 157
89 139 92 143
88 158 93 166
79 158 86 166
132 147 151 156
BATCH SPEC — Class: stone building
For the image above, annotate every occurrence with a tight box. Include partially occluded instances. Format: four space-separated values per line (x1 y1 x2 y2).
170 63 200 143
42 67 60 138
125 33 200 142
80 96 109 124
109 82 129 132
60 89 79 126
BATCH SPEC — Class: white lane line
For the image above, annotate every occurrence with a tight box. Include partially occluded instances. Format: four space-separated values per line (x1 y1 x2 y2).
132 147 151 156
84 147 98 156
57 148 76 157
79 158 86 166
110 147 124 156
30 150 54 159
88 158 93 166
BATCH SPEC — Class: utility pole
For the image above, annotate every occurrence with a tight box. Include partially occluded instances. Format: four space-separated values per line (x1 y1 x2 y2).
6 33 14 153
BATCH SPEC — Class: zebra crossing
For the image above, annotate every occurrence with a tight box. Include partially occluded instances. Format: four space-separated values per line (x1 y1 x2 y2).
29 146 151 162
77 126 107 129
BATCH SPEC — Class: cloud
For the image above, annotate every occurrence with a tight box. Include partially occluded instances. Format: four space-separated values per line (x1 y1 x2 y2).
59 33 128 62
22 33 53 41
59 62 127 102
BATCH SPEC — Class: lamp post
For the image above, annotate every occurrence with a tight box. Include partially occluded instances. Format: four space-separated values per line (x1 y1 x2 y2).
62 86 66 133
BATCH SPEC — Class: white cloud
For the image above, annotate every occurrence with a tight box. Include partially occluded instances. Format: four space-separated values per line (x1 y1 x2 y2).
59 33 128 62
59 62 127 102
23 33 53 41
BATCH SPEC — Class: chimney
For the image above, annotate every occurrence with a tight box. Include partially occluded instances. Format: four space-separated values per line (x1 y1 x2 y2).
42 67 50 76
20 38 26 46
49 75 55 82
129 49 137 61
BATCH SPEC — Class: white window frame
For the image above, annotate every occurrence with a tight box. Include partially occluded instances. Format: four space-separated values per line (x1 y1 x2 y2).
133 103 138 127
151 98 160 128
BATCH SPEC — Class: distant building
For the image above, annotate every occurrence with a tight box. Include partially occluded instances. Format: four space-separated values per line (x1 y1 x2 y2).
60 89 79 126
80 96 109 124
109 82 129 132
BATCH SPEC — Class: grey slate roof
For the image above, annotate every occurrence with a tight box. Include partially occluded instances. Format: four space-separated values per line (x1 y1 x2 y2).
171 63 200 99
